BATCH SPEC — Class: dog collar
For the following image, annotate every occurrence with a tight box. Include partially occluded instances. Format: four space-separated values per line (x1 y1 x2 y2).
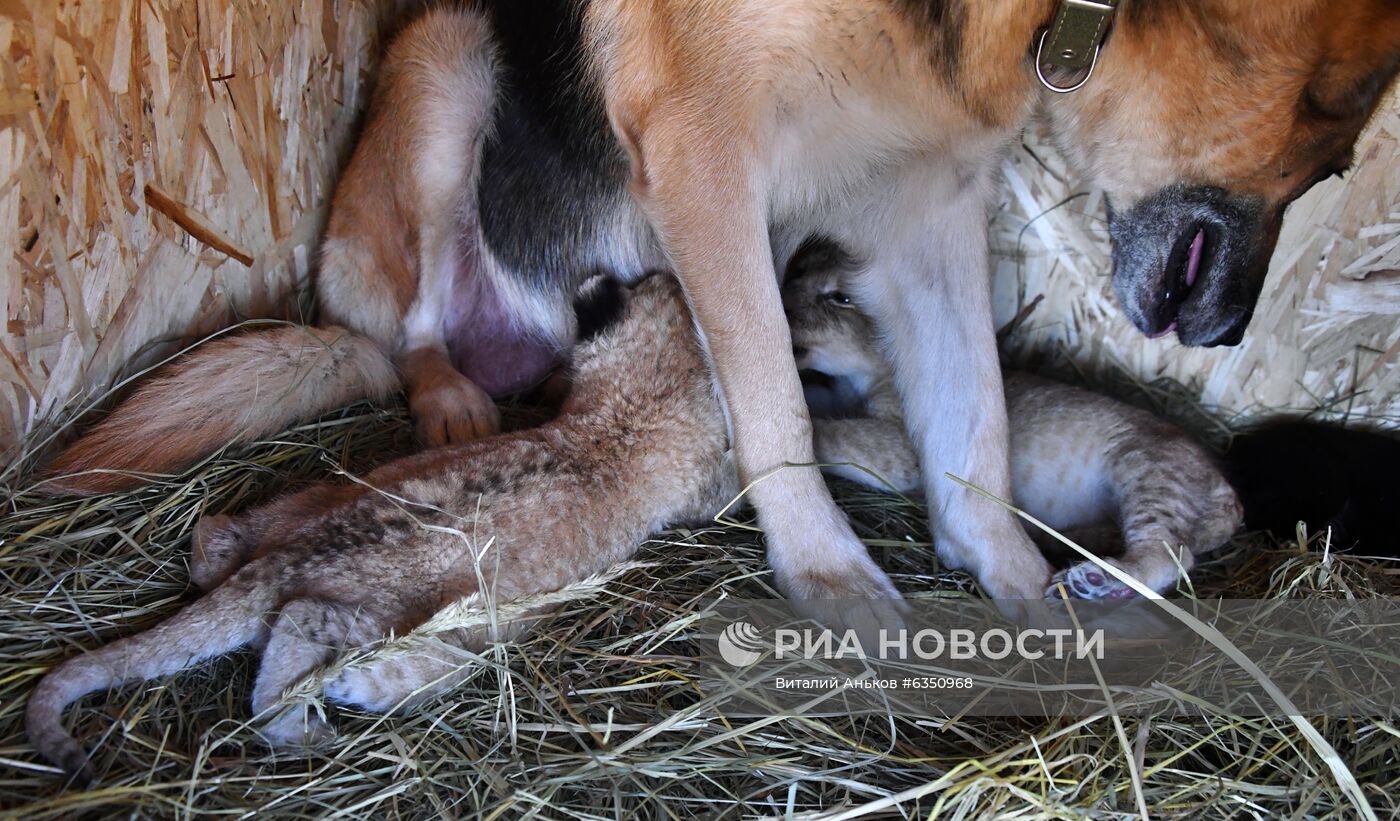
1036 0 1119 93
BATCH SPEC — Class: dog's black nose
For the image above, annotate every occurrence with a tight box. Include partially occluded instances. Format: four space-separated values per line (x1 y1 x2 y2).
1108 184 1273 348
1180 306 1251 347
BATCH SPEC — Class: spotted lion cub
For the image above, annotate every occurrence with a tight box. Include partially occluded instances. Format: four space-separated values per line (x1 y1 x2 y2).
27 274 736 784
784 239 1242 601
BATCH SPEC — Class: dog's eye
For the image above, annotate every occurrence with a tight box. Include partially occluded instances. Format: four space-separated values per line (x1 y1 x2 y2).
823 291 854 307
1320 157 1353 183
1294 161 1353 195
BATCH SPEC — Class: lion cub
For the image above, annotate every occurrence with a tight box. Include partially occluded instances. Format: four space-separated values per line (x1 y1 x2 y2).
785 240 1242 601
27 274 737 783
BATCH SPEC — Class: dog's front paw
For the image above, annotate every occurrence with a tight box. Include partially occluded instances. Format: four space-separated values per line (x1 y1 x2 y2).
947 533 1055 624
410 375 500 446
775 549 908 644
1045 559 1137 601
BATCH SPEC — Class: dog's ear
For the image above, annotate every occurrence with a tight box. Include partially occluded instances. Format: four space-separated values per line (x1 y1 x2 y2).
573 274 628 343
1306 53 1400 119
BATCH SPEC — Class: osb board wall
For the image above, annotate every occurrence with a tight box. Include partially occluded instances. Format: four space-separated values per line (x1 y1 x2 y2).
0 0 413 460
991 95 1400 428
2 1 1398 461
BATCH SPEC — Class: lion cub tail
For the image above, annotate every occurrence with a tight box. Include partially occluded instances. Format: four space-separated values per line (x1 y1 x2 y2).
40 325 399 495
27 575 278 784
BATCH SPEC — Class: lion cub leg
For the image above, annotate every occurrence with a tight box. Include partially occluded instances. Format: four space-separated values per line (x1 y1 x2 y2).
1047 426 1243 601
811 416 922 493
252 600 385 748
191 484 363 591
323 620 536 714
321 627 487 714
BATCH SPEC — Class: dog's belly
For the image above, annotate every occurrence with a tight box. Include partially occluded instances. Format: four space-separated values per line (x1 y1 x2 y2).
445 0 663 396
443 265 560 397
466 0 904 373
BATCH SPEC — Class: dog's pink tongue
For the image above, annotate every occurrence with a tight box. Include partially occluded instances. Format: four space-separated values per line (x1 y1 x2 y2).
1185 229 1205 288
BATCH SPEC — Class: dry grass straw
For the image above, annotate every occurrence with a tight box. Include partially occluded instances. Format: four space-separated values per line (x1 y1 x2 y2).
3 390 1399 819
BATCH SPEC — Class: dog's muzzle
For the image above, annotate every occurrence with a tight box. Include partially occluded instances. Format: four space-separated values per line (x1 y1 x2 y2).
1107 185 1279 347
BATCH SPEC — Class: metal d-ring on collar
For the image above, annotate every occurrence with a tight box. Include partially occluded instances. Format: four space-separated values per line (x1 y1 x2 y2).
1035 0 1118 94
1036 30 1100 93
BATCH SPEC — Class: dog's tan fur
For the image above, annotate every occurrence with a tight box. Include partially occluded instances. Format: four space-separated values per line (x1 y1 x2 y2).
1045 0 1400 204
578 0 1397 611
44 1 1400 620
580 0 1058 612
41 326 399 495
784 248 1243 599
318 8 508 443
27 275 736 783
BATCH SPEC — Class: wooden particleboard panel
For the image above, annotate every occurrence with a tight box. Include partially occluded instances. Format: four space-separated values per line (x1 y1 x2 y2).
991 94 1400 427
0 0 415 460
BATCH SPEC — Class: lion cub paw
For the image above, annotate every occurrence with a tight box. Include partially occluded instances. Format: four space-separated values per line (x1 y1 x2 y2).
191 514 244 591
325 663 416 714
260 708 337 750
1045 559 1138 601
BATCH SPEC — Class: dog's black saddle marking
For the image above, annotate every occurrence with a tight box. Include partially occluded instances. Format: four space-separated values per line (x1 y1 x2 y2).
478 0 630 298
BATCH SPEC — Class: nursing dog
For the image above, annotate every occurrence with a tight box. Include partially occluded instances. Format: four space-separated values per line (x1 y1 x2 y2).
45 2 1400 623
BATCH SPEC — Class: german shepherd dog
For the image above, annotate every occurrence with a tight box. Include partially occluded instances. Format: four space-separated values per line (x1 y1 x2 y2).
45 1 1400 625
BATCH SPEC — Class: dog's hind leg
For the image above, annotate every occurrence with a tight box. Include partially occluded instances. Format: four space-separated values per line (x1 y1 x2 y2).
318 7 503 446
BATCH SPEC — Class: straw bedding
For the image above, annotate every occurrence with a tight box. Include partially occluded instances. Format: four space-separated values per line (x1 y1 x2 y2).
2 387 1398 819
